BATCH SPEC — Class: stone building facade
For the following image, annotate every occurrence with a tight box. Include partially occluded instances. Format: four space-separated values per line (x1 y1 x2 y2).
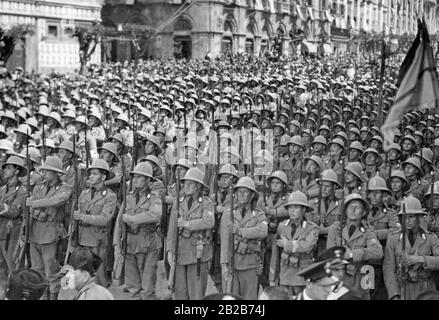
1 0 102 73
103 0 439 60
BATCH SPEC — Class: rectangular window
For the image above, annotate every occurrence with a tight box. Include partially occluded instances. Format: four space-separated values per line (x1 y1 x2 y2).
48 25 58 38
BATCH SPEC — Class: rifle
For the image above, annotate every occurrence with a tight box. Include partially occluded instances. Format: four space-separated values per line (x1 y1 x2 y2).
64 132 80 264
42 113 46 162
428 146 436 231
226 184 235 293
13 137 31 270
84 116 90 169
209 110 221 275
113 156 127 285
168 167 180 293
400 203 407 300
339 153 346 246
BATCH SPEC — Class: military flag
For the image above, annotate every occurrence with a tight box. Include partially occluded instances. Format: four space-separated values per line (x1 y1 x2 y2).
382 19 439 151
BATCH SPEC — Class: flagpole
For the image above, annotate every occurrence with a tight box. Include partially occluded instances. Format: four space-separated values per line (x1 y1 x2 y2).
378 24 386 128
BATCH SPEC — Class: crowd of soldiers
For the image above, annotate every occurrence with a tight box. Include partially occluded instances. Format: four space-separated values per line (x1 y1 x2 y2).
0 51 438 300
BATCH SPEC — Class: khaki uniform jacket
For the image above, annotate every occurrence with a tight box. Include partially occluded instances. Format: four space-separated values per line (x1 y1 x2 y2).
114 189 162 254
270 219 319 286
343 183 367 198
210 188 233 245
0 182 26 240
29 181 72 244
220 206 268 271
327 222 383 298
292 176 319 199
407 178 430 201
279 154 302 185
256 193 288 234
308 197 342 234
77 187 117 247
366 206 399 242
383 229 439 299
166 195 215 265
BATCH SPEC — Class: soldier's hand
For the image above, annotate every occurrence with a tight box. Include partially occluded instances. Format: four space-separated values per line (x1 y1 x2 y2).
122 214 132 223
73 211 83 221
167 251 174 265
405 255 425 266
276 236 288 248
25 197 33 207
0 203 8 215
216 205 225 213
269 281 276 286
177 218 189 229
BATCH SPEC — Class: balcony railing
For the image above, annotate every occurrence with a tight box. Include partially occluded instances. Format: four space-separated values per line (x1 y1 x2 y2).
276 1 290 13
331 26 351 37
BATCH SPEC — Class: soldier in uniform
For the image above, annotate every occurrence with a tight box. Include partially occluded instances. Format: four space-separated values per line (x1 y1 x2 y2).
316 246 361 300
344 162 367 198
72 159 117 287
294 259 339 300
166 167 214 300
270 191 319 295
257 171 289 289
383 196 439 300
327 193 383 299
113 162 161 300
403 157 430 203
280 135 303 185
98 142 122 196
366 175 399 300
0 156 27 299
309 169 342 253
220 176 268 300
209 164 238 293
26 156 72 300
292 155 323 199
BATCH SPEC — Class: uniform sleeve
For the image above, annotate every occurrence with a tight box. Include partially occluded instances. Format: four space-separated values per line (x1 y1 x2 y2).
326 221 339 248
275 205 288 219
3 187 27 219
240 210 268 240
424 233 439 270
166 199 178 254
352 230 383 262
32 184 72 209
82 193 117 227
375 210 399 241
187 200 215 231
284 224 319 253
104 164 122 187
130 195 162 225
219 210 231 265
383 235 400 299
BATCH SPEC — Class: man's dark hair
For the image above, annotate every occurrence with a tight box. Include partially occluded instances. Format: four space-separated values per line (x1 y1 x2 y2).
261 286 291 300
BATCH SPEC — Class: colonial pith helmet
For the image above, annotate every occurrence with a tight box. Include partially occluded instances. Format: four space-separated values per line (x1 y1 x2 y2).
234 176 257 194
267 171 288 186
361 147 383 166
181 167 207 189
98 142 119 162
368 176 390 193
218 163 238 179
130 162 155 179
342 193 370 217
304 155 324 171
284 191 313 211
345 162 364 182
87 159 115 180
40 156 66 175
402 157 423 174
1 156 27 177
397 195 426 215
319 169 341 187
